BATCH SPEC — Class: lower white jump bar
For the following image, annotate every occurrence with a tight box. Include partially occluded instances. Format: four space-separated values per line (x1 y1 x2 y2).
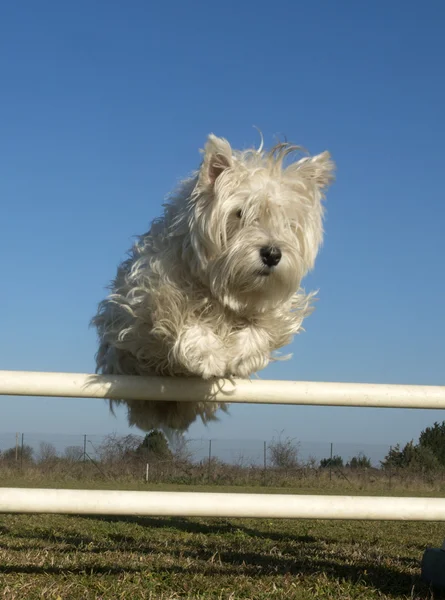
0 488 444 521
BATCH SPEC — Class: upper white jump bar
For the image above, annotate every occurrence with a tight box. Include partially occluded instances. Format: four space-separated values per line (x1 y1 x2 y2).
0 370 444 409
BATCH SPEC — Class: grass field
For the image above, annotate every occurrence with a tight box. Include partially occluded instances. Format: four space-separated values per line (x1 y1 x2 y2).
0 482 444 599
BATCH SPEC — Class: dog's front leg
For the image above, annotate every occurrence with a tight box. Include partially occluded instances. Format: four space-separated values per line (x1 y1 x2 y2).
227 325 271 378
173 324 227 379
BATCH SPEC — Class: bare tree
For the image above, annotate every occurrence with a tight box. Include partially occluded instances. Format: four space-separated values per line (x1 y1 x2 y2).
268 431 300 469
170 433 193 463
97 433 143 464
36 442 57 464
63 446 84 462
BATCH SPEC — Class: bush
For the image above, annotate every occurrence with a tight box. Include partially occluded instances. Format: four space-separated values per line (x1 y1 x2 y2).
320 455 343 468
419 422 445 466
1 444 34 464
36 442 58 464
64 446 84 462
136 430 172 461
97 433 142 464
347 453 371 469
268 433 299 469
381 441 440 473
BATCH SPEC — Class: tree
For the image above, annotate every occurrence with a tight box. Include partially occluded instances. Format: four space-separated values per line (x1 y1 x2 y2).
98 433 143 464
380 444 405 470
63 446 84 462
347 453 371 469
136 430 172 461
381 441 440 472
381 420 445 473
268 433 299 469
170 433 193 463
1 445 34 464
410 444 440 472
320 455 343 468
419 422 445 466
36 442 58 463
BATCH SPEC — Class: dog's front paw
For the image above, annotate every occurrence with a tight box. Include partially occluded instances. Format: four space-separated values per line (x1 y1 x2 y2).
228 352 270 378
227 326 270 378
175 325 227 379
194 353 227 379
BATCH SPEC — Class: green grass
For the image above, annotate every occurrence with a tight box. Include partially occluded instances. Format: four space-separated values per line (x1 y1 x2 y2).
0 482 444 599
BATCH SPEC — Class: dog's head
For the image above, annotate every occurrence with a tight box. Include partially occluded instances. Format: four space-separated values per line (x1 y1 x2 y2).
185 134 335 313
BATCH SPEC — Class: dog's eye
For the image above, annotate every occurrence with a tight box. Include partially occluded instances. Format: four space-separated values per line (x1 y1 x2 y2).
236 209 243 219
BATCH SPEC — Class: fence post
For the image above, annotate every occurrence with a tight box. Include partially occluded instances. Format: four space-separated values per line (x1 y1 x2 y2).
329 442 333 481
208 439 212 482
15 432 19 462
389 445 392 490
83 434 87 464
20 433 24 471
263 441 267 485
145 463 149 483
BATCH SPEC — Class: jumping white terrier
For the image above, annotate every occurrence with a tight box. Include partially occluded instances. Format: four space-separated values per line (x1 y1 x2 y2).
92 134 334 432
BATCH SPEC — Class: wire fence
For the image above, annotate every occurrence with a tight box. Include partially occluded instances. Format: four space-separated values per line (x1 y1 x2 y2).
0 431 443 491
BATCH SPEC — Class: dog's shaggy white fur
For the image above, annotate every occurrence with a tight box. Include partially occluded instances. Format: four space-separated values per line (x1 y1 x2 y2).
92 134 334 432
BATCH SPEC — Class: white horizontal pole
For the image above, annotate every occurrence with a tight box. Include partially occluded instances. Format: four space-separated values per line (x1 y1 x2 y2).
0 488 444 521
0 370 444 409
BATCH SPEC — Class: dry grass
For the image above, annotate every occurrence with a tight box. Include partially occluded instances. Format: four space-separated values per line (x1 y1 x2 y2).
3 464 445 496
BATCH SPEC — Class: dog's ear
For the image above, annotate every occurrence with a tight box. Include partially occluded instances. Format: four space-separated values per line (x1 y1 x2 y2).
286 151 334 272
288 151 335 192
198 134 233 188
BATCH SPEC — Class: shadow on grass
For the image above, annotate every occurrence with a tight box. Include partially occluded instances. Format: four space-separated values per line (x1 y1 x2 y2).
0 558 439 599
79 514 318 544
0 516 443 598
0 564 142 576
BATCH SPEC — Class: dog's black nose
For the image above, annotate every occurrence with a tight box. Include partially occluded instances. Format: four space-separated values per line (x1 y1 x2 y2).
260 246 282 267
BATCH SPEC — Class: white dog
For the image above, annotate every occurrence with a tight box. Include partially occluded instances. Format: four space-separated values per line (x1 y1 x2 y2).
92 134 334 432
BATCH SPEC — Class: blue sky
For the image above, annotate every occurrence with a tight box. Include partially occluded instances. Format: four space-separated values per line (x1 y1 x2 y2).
0 0 444 450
